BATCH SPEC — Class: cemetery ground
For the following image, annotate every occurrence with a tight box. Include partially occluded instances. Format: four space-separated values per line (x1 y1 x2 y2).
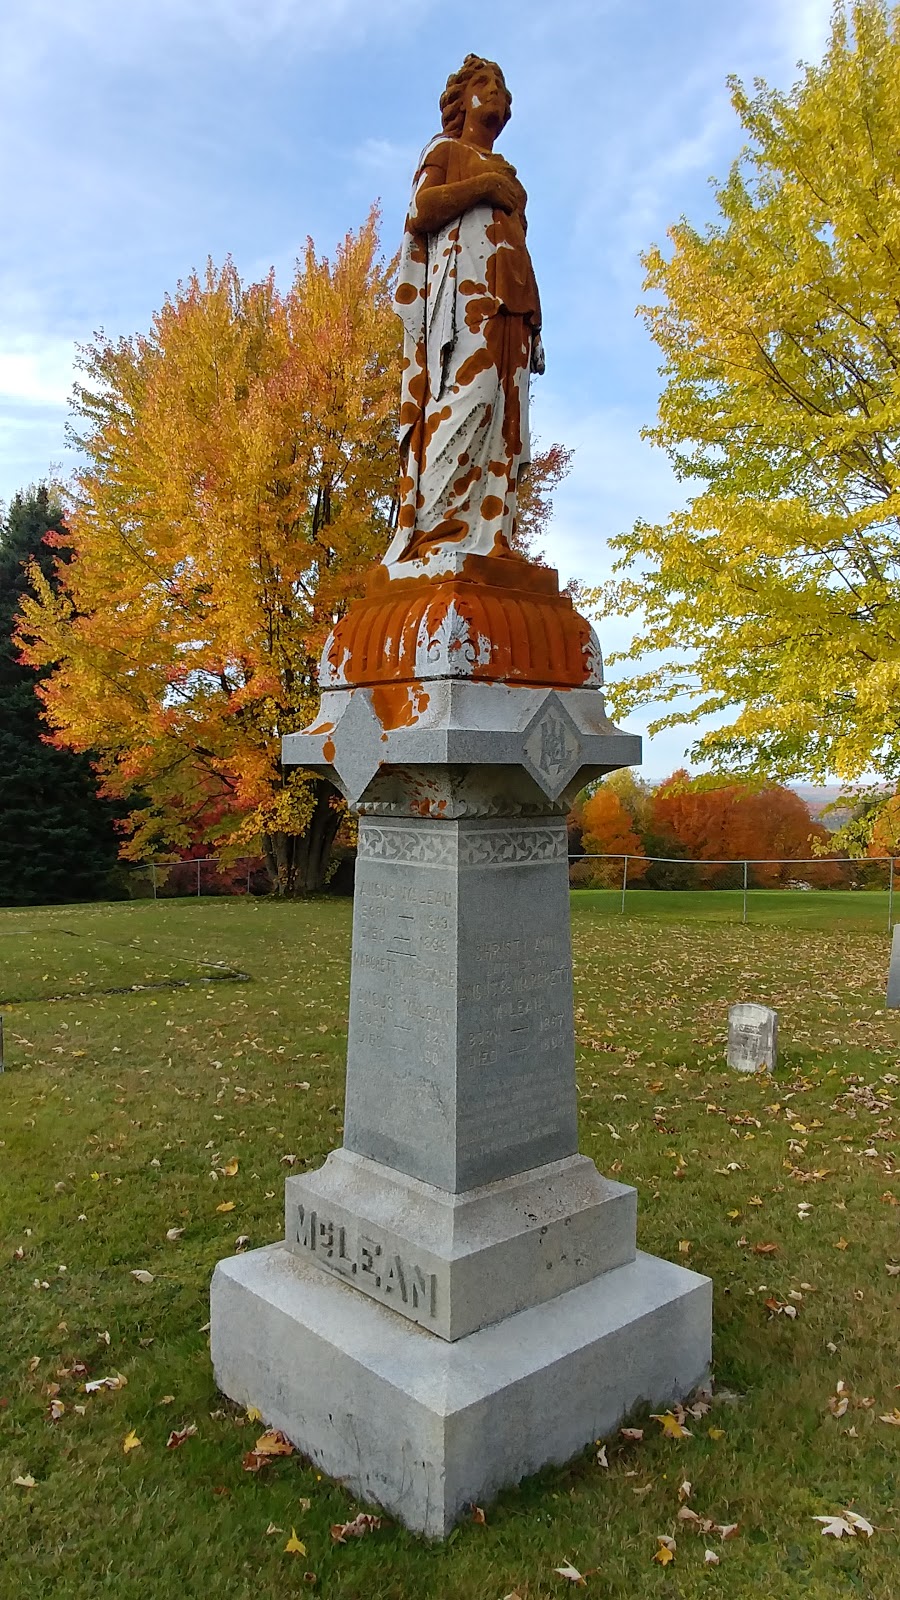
0 896 897 1600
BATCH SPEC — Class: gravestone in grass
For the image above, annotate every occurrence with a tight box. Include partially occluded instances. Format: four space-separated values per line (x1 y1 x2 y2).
210 51 712 1536
886 926 900 1008
727 1002 778 1072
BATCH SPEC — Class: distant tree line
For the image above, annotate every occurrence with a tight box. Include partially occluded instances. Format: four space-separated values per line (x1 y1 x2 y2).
567 770 890 890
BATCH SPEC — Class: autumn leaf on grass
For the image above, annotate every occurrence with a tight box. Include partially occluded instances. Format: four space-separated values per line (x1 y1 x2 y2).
166 1424 198 1448
122 1429 141 1453
828 1381 850 1418
879 1409 900 1426
653 1535 676 1566
620 1427 643 1441
330 1512 382 1542
284 1529 307 1555
707 1427 726 1440
471 1503 486 1522
216 1201 236 1214
255 1430 293 1456
552 1560 587 1585
221 1159 239 1178
704 1550 720 1566
130 1270 154 1285
245 1406 262 1423
596 1444 609 1468
814 1511 874 1538
751 1242 778 1256
13 1475 37 1488
85 1373 127 1393
165 1228 185 1242
651 1411 692 1439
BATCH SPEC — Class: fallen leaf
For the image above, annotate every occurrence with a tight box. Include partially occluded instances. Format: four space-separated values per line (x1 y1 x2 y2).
717 1522 740 1540
216 1201 236 1214
879 1409 900 1426
245 1406 262 1422
835 1238 849 1251
265 1523 284 1536
707 1427 726 1440
814 1511 874 1538
678 1240 691 1254
165 1228 185 1242
678 1479 692 1501
596 1444 608 1468
651 1411 692 1439
653 1537 676 1566
122 1429 141 1453
166 1424 198 1448
284 1529 307 1555
48 1399 65 1421
471 1503 486 1523
886 1264 900 1277
677 1506 702 1527
620 1427 644 1441
130 1270 154 1285
330 1512 382 1543
254 1430 294 1457
751 1242 779 1256
704 1549 720 1566
13 1475 36 1488
85 1373 127 1393
552 1561 587 1585
222 1158 239 1177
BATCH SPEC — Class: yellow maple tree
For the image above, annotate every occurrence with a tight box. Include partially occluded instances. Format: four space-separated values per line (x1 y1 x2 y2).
595 1 900 792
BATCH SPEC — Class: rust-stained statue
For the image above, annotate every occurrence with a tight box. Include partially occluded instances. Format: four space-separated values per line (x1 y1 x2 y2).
383 55 544 577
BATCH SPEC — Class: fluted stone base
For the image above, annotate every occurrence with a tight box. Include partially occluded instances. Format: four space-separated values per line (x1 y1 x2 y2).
211 1243 712 1537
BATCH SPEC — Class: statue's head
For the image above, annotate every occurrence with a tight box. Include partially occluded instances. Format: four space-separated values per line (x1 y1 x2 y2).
440 54 511 139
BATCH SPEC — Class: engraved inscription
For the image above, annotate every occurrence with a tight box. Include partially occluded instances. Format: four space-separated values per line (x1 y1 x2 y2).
290 1203 438 1321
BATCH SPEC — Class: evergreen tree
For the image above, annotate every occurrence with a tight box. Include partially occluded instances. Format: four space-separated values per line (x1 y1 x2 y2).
0 486 121 904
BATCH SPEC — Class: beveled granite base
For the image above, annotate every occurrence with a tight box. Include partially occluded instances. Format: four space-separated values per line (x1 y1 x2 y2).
211 1243 712 1537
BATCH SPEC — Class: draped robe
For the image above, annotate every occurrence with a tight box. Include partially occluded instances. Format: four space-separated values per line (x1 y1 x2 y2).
383 135 542 572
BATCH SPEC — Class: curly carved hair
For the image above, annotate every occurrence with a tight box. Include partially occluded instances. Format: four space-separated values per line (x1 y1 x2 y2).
440 54 511 138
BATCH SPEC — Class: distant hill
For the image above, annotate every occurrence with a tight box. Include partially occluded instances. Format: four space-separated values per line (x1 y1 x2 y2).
791 784 856 832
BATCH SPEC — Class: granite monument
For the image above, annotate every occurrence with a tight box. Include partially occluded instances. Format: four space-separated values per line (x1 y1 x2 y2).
210 54 712 1536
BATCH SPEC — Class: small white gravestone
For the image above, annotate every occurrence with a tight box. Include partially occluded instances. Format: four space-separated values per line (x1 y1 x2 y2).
886 926 900 1008
727 1002 778 1073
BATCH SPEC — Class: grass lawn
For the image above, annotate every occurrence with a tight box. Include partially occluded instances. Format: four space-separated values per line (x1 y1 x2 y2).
0 894 897 1599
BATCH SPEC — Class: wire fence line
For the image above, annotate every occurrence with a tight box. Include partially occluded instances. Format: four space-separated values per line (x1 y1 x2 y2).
568 852 897 929
125 851 899 931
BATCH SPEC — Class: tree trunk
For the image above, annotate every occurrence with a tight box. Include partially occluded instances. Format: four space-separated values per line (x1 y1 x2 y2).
262 780 343 896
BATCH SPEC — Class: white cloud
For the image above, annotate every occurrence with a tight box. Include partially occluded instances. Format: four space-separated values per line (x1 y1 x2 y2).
0 339 76 410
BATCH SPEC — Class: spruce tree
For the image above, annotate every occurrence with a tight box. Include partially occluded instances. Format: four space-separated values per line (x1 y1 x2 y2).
0 486 121 904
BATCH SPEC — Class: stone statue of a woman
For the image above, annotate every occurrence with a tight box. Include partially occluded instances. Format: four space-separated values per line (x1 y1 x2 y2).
383 54 544 577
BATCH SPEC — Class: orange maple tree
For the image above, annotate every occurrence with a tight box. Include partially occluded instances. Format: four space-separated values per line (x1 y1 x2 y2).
17 215 399 893
578 784 648 887
651 771 843 886
17 211 572 893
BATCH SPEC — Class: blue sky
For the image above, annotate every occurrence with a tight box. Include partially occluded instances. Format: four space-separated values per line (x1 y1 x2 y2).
0 0 834 777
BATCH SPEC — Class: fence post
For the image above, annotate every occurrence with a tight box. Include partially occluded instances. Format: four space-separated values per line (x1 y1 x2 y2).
246 863 252 896
742 859 748 925
151 864 157 901
889 857 895 935
620 855 629 915
196 859 201 898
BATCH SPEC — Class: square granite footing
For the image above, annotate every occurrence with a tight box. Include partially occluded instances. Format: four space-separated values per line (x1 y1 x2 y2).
211 1243 712 1536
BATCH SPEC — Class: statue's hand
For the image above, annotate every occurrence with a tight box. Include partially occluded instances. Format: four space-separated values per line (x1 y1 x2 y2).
531 333 546 376
486 171 522 213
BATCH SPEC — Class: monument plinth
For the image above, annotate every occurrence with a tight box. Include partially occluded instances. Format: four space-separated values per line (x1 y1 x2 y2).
210 52 711 1536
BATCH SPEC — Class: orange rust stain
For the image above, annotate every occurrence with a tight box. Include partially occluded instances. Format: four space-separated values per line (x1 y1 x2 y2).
370 682 431 730
480 494 504 520
322 737 336 762
395 282 418 305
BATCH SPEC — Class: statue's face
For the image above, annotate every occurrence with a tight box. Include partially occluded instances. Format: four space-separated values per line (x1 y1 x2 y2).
463 64 508 127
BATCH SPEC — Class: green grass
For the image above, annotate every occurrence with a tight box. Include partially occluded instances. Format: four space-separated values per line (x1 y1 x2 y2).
0 894 897 1599
574 886 895 933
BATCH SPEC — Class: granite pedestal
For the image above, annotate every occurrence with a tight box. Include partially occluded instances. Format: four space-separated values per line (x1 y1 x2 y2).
210 581 712 1534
